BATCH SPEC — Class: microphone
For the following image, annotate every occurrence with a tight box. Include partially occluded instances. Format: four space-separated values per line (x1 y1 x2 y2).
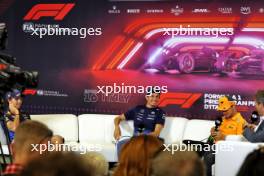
208 116 222 145
251 111 259 124
138 123 145 134
215 116 223 131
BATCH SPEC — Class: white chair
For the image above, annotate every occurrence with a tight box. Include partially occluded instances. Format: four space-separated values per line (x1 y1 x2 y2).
78 114 117 162
160 117 189 144
30 114 79 143
0 125 10 156
183 119 215 142
215 141 264 176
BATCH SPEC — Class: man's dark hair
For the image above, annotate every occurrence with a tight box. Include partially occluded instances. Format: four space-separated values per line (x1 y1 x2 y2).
237 147 264 176
20 152 96 176
151 150 205 176
255 90 264 105
146 86 161 96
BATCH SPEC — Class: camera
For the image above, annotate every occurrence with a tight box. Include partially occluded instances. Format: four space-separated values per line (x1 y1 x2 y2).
0 23 39 114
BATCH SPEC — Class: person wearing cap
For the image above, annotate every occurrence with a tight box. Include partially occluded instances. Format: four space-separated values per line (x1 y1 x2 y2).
3 89 65 145
3 89 30 142
113 87 166 157
243 90 264 142
204 96 247 176
210 96 246 142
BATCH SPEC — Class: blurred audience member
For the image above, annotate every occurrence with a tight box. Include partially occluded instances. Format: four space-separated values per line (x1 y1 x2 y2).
113 135 163 176
81 152 109 176
151 150 205 176
20 152 95 176
1 120 53 176
237 147 264 176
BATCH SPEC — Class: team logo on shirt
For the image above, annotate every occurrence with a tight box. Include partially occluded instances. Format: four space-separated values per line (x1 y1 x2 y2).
140 109 145 113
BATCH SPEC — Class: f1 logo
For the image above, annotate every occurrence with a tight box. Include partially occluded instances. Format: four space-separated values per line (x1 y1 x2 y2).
159 92 202 108
24 3 75 21
23 89 37 95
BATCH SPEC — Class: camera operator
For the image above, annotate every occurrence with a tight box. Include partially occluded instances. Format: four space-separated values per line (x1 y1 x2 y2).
3 89 30 142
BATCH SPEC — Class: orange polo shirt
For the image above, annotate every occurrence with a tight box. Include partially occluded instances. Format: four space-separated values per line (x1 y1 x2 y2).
219 112 246 135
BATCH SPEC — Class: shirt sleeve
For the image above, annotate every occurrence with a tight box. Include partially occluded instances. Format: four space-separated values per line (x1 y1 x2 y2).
124 107 136 121
20 112 31 121
155 110 166 125
4 113 13 122
236 117 246 135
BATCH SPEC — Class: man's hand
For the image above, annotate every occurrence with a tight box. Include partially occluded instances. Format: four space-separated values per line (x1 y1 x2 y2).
113 114 125 140
210 127 216 136
9 103 19 116
114 127 121 140
148 132 159 137
210 127 224 141
246 124 256 131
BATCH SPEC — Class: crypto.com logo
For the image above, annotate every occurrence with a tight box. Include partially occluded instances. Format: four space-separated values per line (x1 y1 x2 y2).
24 3 75 21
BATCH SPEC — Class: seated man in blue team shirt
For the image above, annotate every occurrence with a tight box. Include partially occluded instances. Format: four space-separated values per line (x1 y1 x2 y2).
113 88 166 155
2 89 30 142
1 89 65 145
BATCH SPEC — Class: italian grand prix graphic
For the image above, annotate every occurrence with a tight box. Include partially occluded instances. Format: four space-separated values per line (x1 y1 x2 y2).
3 0 264 119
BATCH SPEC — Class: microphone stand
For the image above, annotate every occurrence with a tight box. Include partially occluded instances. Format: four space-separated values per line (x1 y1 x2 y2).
0 98 13 168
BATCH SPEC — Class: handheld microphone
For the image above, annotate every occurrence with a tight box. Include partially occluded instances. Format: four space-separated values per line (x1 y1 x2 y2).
208 116 222 145
138 123 145 134
215 117 223 131
251 111 259 124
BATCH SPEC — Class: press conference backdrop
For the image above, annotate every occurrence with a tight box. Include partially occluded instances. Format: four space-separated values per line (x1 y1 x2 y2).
0 0 264 120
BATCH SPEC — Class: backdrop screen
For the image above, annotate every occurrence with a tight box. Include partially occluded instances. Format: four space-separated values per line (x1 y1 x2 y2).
1 0 264 120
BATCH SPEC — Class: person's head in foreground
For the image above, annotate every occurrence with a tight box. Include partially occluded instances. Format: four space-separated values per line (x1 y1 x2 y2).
151 150 205 176
51 135 65 145
217 96 237 119
12 120 53 165
81 151 109 176
237 146 264 176
113 135 163 176
20 152 96 176
2 120 53 175
255 90 264 116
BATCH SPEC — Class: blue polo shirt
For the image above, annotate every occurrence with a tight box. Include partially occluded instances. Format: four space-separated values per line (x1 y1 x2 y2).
124 105 166 135
2 111 30 141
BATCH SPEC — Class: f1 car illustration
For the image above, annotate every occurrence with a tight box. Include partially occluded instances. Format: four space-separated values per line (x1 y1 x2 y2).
145 37 264 76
